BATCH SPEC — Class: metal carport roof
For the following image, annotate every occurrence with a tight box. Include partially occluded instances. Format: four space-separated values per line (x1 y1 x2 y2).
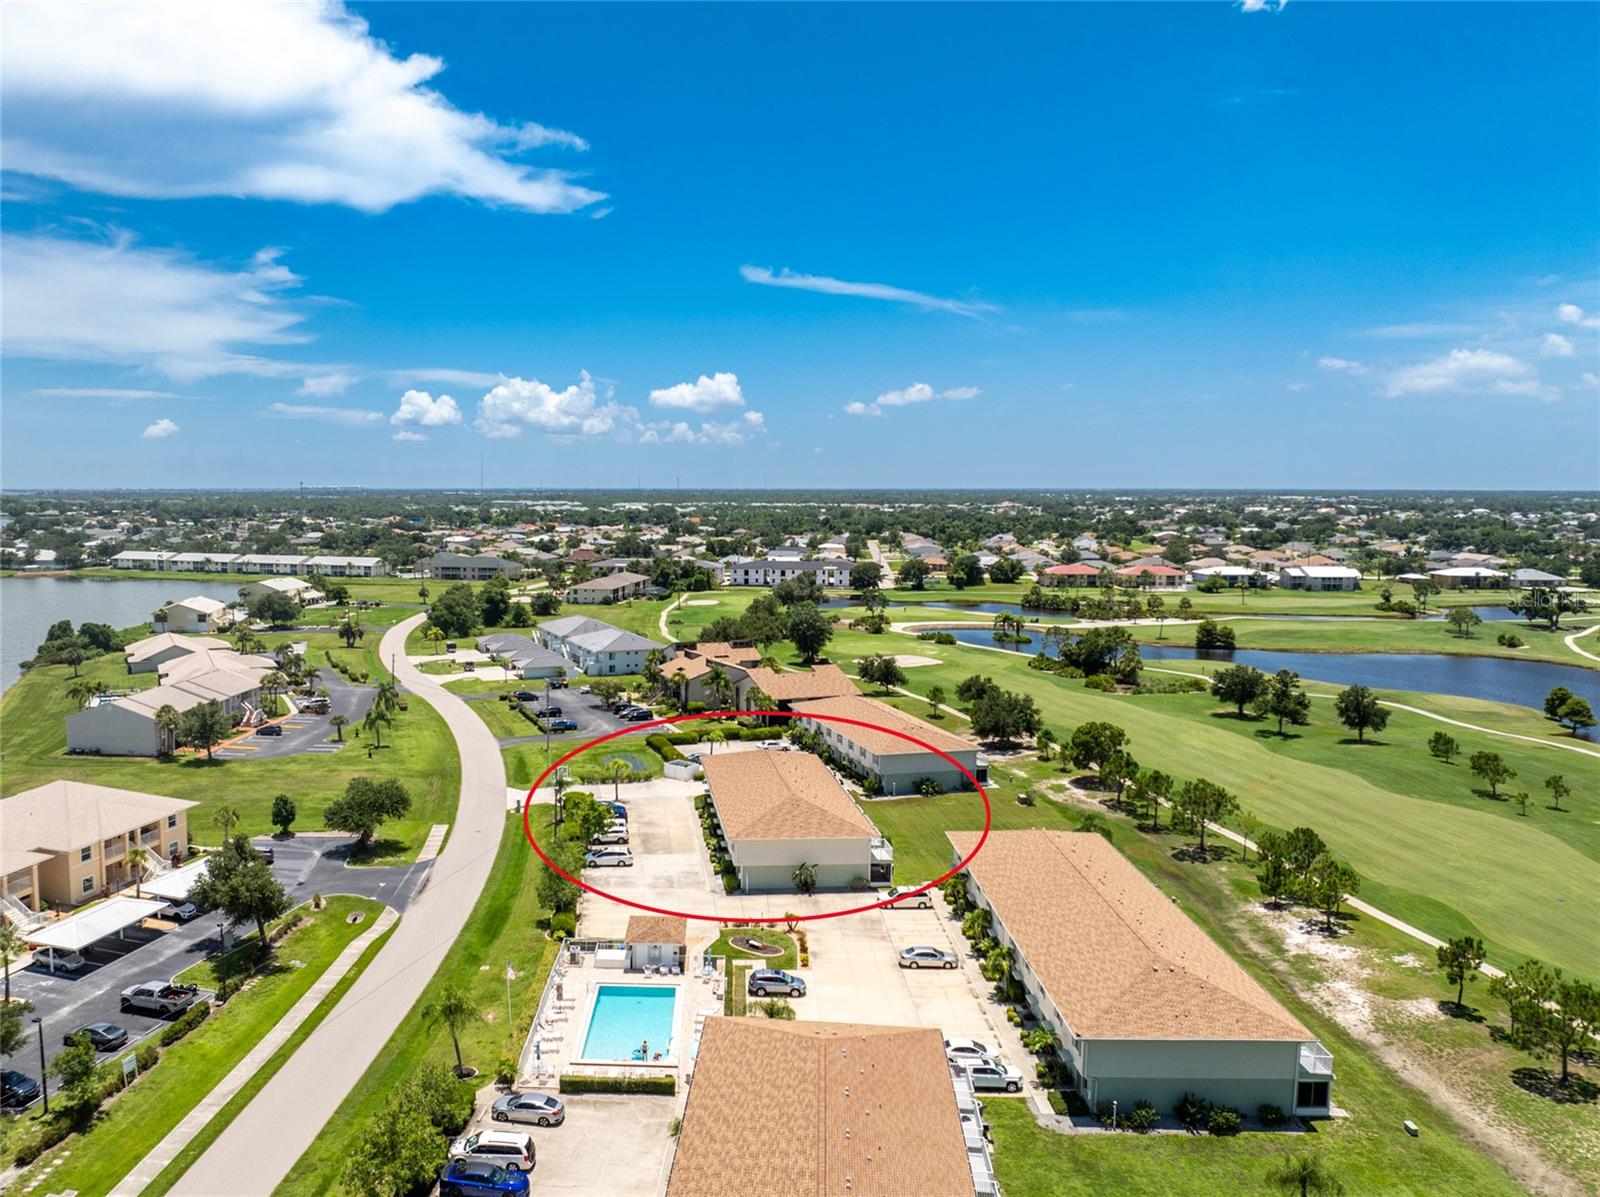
28 896 169 951
139 859 210 902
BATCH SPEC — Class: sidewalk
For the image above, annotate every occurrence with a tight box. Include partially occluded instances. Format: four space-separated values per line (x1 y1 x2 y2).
111 905 400 1196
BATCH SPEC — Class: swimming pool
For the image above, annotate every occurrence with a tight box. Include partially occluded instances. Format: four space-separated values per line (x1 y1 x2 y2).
578 984 678 1062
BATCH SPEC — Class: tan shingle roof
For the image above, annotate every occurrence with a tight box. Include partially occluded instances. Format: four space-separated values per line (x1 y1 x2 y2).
124 632 228 663
794 694 975 757
1 781 196 856
948 830 1310 1041
667 1019 976 1197
625 915 687 945
702 750 876 841
736 663 859 703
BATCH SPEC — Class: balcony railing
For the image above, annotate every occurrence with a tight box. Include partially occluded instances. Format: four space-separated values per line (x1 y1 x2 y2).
103 839 126 860
1299 1042 1335 1077
869 837 894 863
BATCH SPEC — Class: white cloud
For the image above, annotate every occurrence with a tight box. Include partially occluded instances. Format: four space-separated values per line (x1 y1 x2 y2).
1541 333 1575 358
740 265 995 318
33 387 186 400
391 389 463 427
640 410 766 446
1362 321 1484 339
1239 0 1287 11
648 372 746 413
266 402 382 426
1579 372 1599 389
1317 356 1367 375
1382 348 1544 398
1 1 602 215
392 429 427 442
474 371 632 439
1557 303 1600 330
843 382 982 417
1286 382 1309 392
1 232 311 381
141 417 178 438
385 367 502 388
297 370 358 397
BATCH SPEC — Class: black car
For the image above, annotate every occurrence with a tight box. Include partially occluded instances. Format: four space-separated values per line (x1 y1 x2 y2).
533 705 563 718
514 690 539 702
1 1070 41 1110
622 708 654 722
255 723 284 737
64 1022 130 1051
255 843 276 863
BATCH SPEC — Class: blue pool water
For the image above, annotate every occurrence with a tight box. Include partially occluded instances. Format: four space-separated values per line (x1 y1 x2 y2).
580 985 677 1061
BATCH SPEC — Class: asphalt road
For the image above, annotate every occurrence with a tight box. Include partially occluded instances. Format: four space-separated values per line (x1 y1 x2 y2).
7 837 425 1090
214 673 374 761
172 612 508 1196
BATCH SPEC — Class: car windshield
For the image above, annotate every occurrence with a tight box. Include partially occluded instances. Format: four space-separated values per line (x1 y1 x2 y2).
463 1132 481 1149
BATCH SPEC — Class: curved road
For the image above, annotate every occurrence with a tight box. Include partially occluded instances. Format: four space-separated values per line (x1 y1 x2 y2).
172 613 507 1196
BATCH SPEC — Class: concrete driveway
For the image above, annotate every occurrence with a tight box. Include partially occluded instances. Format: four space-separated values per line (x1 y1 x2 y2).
461 1091 676 1196
576 779 712 940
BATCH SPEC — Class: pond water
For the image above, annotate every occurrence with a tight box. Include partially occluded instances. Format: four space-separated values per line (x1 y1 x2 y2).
1 576 247 693
942 626 1597 712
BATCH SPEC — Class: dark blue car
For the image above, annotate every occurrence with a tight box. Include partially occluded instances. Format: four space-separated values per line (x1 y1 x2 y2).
438 1160 530 1197
1 1070 41 1110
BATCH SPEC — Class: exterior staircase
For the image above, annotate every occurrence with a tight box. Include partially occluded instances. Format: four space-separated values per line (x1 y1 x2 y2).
0 890 46 934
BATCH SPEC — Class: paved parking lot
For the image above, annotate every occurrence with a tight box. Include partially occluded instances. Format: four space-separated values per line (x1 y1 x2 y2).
497 689 636 745
459 1090 676 1196
214 674 373 761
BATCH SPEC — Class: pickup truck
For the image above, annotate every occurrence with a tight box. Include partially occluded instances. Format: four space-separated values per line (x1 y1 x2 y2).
120 980 200 1017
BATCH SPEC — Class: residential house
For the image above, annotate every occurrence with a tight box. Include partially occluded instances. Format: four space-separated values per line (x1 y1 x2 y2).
417 552 524 581
478 633 572 679
154 596 234 634
566 570 651 604
1038 562 1102 588
1278 565 1362 591
727 662 858 711
1114 564 1187 589
667 1019 983 1197
1 781 195 910
702 750 891 890
535 616 667 676
240 577 323 605
1192 565 1267 589
659 642 763 707
948 829 1334 1117
791 693 984 792
1429 566 1510 590
1511 568 1567 588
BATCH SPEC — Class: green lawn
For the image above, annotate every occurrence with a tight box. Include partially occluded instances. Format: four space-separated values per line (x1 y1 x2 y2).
503 737 663 789
467 696 541 740
0 642 460 866
825 627 1600 978
280 814 560 1194
8 897 385 1195
708 927 799 970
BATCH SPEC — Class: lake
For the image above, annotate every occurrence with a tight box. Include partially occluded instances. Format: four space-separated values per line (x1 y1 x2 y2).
0 576 247 693
941 626 1598 713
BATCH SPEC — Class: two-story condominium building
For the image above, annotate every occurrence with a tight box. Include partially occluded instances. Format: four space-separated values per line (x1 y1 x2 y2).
1277 565 1362 591
565 570 651 604
947 829 1334 1118
724 557 852 587
667 1018 984 1197
168 551 242 572
535 615 666 676
728 662 858 711
1114 564 1188 589
416 551 524 581
111 550 173 570
240 577 322 605
657 641 763 707
792 694 985 793
304 554 387 576
701 750 892 890
1 781 196 910
234 553 312 574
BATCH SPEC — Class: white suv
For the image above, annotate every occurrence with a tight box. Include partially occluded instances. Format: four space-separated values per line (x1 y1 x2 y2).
447 1128 535 1172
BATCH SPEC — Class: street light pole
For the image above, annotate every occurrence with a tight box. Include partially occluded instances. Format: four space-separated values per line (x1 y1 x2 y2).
34 1017 47 1114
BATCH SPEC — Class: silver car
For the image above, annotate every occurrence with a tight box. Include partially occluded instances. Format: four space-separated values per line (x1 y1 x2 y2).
897 945 957 969
491 1091 565 1127
584 849 633 868
962 1060 1023 1093
944 1038 992 1061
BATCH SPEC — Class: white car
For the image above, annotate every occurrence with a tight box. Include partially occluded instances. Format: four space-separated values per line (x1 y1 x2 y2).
447 1128 535 1172
962 1060 1024 1093
33 947 86 973
585 849 633 868
161 902 200 922
589 829 629 847
943 1037 992 1062
884 886 933 909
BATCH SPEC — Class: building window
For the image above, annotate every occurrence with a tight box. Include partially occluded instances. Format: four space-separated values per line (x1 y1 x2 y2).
81 876 94 895
169 841 180 857
80 845 93 863
1297 1081 1329 1109
167 814 178 829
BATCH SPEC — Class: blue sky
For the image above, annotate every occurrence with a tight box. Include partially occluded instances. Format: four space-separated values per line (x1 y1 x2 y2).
2 1 1596 490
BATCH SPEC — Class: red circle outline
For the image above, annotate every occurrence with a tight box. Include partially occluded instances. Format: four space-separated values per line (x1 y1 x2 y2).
520 709 991 924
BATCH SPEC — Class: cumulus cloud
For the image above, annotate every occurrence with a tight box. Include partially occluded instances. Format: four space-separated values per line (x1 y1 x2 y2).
1557 303 1600 330
1317 356 1367 374
648 371 746 413
1382 348 1545 398
843 382 981 417
391 389 463 427
1239 0 1287 10
1541 333 1575 358
473 371 631 439
265 402 382 426
740 265 995 318
2 232 311 381
141 417 178 438
297 371 358 397
1580 372 1599 389
1 1 602 215
640 410 766 446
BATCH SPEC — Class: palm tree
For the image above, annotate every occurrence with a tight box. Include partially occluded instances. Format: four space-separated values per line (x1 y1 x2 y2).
418 582 430 604
422 984 482 1077
338 617 365 649
706 729 727 755
423 624 445 652
669 669 690 712
1269 1155 1344 1197
363 706 391 748
642 649 665 694
373 679 401 717
791 862 818 896
212 806 241 839
127 844 149 898
745 687 775 719
603 760 631 804
707 664 735 712
156 703 181 755
330 713 348 741
301 662 321 691
67 678 106 708
261 670 288 700
0 922 26 1005
231 625 266 656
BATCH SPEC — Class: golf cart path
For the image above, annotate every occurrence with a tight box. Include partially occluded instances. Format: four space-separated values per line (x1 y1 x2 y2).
1565 621 1600 664
112 906 399 1196
170 613 508 1196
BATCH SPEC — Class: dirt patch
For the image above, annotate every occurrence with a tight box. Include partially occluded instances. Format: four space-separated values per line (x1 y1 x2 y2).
889 654 941 667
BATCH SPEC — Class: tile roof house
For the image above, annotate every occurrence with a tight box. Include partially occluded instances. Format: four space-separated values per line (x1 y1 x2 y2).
667 1018 979 1197
948 829 1333 1117
791 694 984 793
701 750 891 890
1039 562 1102 587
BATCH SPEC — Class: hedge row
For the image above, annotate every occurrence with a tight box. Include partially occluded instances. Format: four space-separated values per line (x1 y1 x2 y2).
159 999 211 1047
558 1073 676 1095
661 726 774 746
646 734 685 762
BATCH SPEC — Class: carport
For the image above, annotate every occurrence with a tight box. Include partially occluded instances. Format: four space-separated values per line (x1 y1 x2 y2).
140 859 210 904
29 896 169 971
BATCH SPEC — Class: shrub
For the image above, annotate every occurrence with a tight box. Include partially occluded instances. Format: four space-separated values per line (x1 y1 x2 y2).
914 776 941 797
646 734 685 762
1497 631 1524 648
136 1041 160 1072
1124 1100 1160 1132
848 876 872 891
1083 674 1118 692
559 1073 676 1095
1207 1107 1242 1136
495 1057 517 1086
1046 1088 1072 1116
1005 1006 1023 1026
1094 1100 1117 1127
159 999 211 1047
1175 1091 1209 1130
1257 1103 1287 1127
722 873 739 893
758 998 796 1020
550 911 576 938
11 1114 75 1166
918 631 957 644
